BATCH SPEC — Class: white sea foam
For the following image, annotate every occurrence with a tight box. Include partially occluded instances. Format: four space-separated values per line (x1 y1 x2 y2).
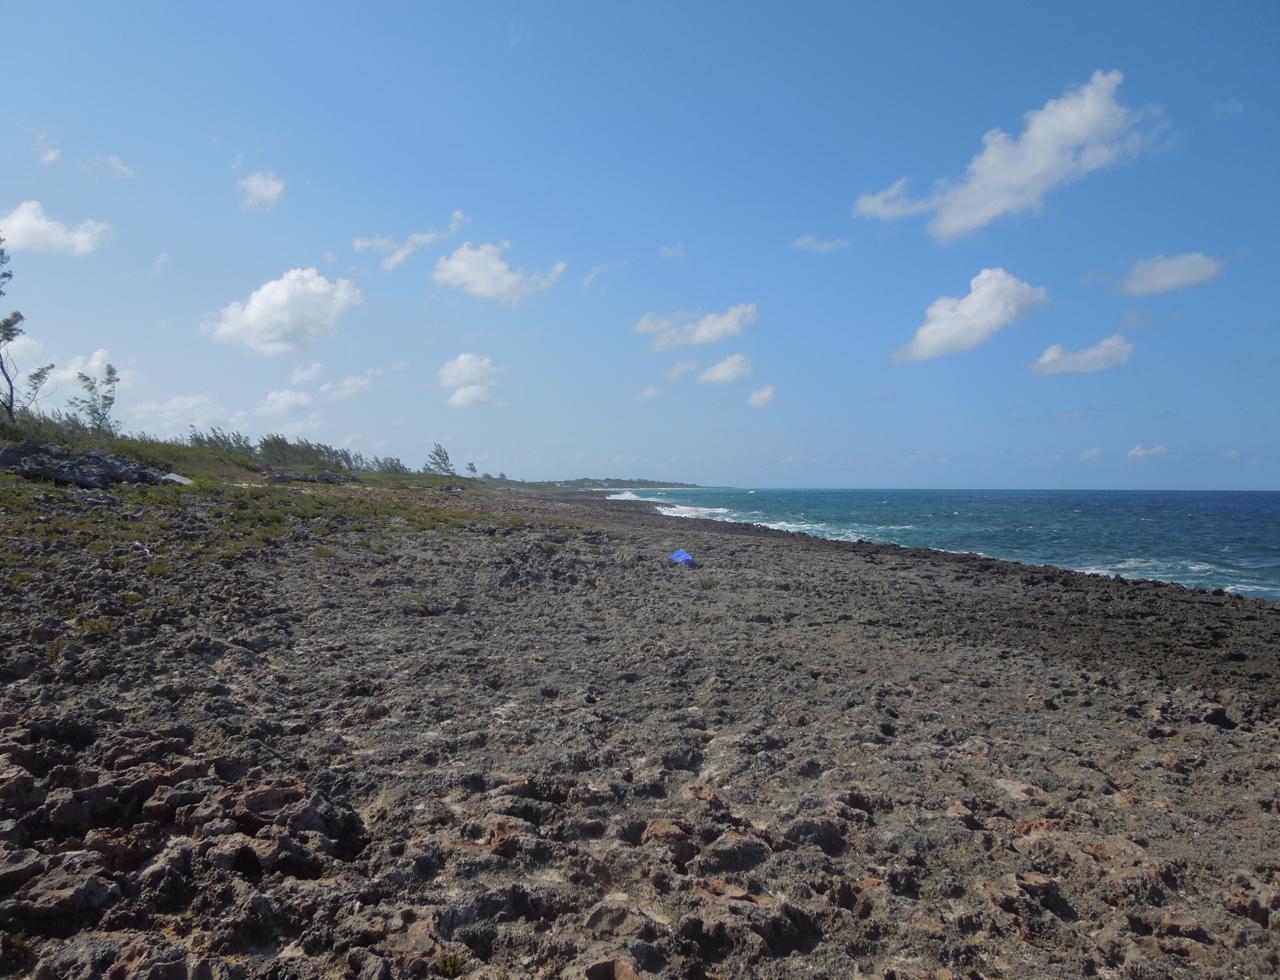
655 503 733 519
606 491 644 501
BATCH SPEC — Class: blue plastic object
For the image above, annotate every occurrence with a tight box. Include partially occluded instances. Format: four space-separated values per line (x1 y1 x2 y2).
670 549 696 567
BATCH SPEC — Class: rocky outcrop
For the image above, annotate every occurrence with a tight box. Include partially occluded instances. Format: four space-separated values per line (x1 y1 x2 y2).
265 470 356 485
0 441 186 490
1 481 1277 976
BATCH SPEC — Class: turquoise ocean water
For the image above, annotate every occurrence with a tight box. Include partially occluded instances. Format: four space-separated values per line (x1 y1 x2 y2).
608 488 1280 602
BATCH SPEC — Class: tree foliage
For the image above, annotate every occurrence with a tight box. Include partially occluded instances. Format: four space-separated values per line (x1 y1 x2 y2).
69 364 121 444
0 235 54 425
424 442 455 475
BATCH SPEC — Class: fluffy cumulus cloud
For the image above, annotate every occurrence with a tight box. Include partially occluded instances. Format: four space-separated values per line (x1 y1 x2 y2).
46 349 137 398
856 70 1147 240
354 210 467 271
1121 252 1223 295
238 171 285 210
699 354 751 384
790 235 849 253
1 201 110 255
208 268 360 355
659 242 686 261
1031 334 1134 375
255 389 313 416
748 384 775 407
1080 447 1102 461
896 268 1048 362
637 384 663 402
1127 442 1168 459
433 242 565 304
635 303 758 351
5 334 43 365
130 394 222 435
438 352 498 407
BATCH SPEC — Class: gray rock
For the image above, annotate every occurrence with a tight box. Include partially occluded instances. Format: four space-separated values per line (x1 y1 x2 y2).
1 850 120 930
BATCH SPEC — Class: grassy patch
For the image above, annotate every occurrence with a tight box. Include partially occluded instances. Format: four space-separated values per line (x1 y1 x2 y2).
6 570 36 589
80 617 116 638
435 952 469 977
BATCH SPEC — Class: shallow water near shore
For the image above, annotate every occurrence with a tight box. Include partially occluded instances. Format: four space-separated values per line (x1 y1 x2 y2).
610 487 1280 600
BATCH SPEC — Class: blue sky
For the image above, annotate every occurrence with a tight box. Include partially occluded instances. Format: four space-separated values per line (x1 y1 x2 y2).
3 2 1277 488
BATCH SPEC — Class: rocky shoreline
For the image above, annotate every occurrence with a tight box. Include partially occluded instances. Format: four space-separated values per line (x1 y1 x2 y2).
1 477 1277 978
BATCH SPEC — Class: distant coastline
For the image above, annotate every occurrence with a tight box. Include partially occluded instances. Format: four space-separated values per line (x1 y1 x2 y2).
605 485 1280 601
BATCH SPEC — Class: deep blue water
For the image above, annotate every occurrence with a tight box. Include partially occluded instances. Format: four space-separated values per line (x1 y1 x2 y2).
608 488 1280 601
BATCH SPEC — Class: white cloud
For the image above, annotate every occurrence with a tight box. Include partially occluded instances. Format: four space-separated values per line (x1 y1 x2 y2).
152 252 172 275
130 394 222 435
1031 334 1133 375
699 354 751 384
856 70 1148 239
790 235 849 253
439 352 498 407
667 360 697 380
321 369 379 400
354 210 467 270
1 201 110 255
447 385 491 408
208 268 360 355
637 384 663 402
748 384 775 407
291 362 324 384
238 171 285 210
384 233 442 270
582 260 627 288
34 132 60 166
433 242 565 304
1080 447 1102 461
635 302 758 350
896 268 1048 362
276 411 323 436
6 334 42 364
1127 442 1168 459
1121 252 1223 295
105 156 134 179
46 349 137 397
1213 98 1244 119
438 352 494 387
659 241 686 261
255 389 313 416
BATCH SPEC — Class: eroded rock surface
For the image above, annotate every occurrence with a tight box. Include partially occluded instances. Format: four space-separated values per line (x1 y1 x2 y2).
1 481 1277 977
